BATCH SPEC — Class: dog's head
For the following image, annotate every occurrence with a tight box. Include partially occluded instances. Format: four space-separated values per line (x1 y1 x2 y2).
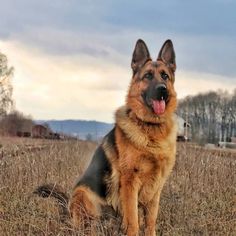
126 39 177 123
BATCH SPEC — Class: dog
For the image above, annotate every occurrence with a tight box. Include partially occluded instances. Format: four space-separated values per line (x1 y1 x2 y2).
34 39 178 236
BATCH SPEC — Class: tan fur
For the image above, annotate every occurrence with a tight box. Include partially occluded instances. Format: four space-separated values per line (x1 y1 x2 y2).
69 40 178 236
69 186 105 228
114 106 177 236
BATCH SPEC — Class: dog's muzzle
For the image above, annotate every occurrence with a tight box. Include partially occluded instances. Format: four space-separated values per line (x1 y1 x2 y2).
142 83 169 116
154 84 168 101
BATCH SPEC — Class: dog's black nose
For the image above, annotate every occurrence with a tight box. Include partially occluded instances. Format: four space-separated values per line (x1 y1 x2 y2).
155 84 168 100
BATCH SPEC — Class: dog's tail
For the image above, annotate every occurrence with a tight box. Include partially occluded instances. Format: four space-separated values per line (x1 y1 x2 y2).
33 183 69 221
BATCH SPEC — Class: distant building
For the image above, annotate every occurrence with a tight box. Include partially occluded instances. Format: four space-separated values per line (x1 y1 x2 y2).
231 137 236 143
16 131 31 137
177 116 191 141
218 136 236 149
32 124 50 138
31 124 63 139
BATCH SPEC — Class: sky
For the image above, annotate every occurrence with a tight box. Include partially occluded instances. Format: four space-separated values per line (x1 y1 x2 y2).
0 0 235 122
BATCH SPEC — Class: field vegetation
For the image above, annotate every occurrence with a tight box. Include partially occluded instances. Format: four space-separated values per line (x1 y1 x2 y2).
0 138 235 235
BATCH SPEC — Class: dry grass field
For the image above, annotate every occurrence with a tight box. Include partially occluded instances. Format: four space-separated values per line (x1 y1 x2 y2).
0 137 235 236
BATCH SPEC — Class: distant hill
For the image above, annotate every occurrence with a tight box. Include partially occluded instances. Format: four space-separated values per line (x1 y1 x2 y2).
36 120 114 140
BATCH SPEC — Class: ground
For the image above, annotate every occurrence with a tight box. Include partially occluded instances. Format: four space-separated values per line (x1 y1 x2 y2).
0 137 235 235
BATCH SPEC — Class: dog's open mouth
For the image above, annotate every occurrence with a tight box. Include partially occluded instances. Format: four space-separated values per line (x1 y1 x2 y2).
152 97 166 115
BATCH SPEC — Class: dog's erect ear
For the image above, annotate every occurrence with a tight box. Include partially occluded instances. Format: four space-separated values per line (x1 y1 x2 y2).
131 39 151 74
157 40 176 72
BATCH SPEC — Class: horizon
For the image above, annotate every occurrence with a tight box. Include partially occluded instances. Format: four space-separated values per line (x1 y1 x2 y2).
1 0 235 122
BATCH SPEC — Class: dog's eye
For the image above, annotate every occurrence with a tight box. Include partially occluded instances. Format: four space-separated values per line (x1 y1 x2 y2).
160 71 169 81
144 72 153 80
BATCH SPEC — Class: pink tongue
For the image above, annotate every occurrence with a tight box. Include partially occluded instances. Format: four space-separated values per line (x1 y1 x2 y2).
152 100 166 115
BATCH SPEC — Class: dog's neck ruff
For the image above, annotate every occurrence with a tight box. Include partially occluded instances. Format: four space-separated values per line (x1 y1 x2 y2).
115 106 177 154
126 108 163 126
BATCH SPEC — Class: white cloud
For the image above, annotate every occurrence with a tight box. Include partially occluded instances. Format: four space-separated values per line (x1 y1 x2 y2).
0 40 129 122
176 70 234 98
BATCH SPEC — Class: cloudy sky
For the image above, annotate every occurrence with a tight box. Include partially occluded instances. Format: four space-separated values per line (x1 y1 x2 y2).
0 0 235 122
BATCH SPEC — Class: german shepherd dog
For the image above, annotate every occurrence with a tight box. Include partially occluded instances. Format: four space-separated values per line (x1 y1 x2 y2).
34 39 178 236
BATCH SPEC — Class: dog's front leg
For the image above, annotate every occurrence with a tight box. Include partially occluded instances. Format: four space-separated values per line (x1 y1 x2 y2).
120 172 139 236
144 191 161 236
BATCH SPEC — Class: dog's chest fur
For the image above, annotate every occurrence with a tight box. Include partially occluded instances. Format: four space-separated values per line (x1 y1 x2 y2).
118 134 175 204
108 106 177 206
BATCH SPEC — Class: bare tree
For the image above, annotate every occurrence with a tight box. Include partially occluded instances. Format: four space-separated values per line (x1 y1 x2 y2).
0 52 14 117
177 90 236 144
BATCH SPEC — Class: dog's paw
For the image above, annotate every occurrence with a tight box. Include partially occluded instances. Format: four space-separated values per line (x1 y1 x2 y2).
144 227 156 236
121 219 139 236
121 219 128 233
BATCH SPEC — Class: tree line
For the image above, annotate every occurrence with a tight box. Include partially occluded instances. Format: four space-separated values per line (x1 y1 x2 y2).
177 90 236 144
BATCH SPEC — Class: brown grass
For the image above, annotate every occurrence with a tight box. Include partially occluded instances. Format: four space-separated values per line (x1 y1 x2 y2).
0 138 235 235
